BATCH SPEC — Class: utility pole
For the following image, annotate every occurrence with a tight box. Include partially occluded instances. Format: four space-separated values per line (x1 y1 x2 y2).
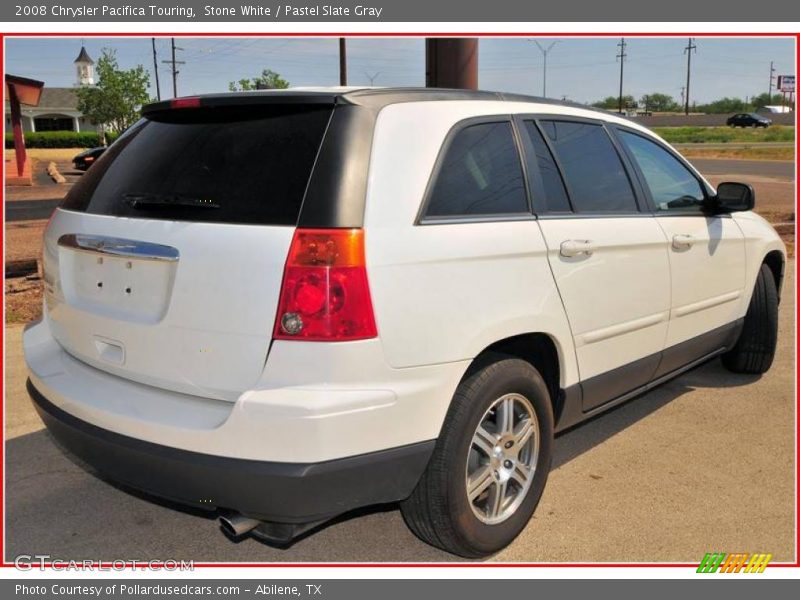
339 38 347 86
683 37 697 115
364 71 381 86
768 60 776 100
680 86 686 108
151 38 161 101
616 37 627 114
162 38 185 98
533 40 559 98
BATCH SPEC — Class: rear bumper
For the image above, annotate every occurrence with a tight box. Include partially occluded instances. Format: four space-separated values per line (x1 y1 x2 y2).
28 379 434 524
24 317 465 463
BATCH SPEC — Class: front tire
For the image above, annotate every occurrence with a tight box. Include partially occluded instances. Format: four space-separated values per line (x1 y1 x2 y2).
401 354 554 557
722 264 778 374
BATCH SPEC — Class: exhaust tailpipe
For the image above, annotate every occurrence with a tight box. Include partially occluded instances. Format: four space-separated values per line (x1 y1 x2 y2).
219 512 262 537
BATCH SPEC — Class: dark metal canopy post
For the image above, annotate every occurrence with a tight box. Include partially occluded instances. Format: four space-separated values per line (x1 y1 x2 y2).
425 38 479 89
339 38 347 86
5 75 44 180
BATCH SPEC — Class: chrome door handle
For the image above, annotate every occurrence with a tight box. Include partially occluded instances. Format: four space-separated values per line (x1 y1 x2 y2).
672 234 695 250
560 240 595 258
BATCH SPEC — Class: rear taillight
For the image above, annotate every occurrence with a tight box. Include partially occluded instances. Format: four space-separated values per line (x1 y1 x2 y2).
273 228 377 342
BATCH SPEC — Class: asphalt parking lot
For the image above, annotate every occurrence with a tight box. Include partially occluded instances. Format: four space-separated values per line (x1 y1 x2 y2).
4 263 795 563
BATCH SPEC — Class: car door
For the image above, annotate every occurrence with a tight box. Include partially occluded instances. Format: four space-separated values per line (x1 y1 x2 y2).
613 127 746 377
518 117 672 412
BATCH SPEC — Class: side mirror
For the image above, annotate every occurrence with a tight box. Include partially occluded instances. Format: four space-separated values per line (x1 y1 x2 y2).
712 182 755 213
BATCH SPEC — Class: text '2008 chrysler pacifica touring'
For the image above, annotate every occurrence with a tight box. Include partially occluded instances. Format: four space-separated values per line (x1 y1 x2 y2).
25 88 784 558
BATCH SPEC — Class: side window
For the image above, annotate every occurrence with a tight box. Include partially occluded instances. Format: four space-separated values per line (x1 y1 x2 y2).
617 130 705 213
424 121 528 219
539 120 638 213
523 121 571 213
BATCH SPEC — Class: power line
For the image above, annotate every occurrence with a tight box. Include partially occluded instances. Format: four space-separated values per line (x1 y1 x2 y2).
683 37 697 115
616 37 627 113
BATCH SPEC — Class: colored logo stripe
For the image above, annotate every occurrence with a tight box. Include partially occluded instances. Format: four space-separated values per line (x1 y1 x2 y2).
697 552 772 573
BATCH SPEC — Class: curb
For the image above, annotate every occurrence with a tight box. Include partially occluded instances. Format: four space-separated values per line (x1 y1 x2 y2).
47 161 66 184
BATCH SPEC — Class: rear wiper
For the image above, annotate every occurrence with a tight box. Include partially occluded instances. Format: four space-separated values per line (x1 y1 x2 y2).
124 192 220 210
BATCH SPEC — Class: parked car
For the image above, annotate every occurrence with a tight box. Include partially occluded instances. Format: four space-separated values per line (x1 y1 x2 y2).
25 88 785 558
726 112 772 127
72 146 106 170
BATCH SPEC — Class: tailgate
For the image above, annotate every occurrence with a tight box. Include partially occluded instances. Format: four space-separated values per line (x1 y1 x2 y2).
41 101 334 401
43 211 294 401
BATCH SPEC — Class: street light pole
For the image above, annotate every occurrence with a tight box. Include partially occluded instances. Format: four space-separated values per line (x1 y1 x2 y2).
533 40 559 98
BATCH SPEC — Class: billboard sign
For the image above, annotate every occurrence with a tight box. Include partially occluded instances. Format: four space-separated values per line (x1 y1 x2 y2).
777 75 795 92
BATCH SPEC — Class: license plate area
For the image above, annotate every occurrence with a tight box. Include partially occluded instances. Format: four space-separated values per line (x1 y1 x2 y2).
58 235 179 324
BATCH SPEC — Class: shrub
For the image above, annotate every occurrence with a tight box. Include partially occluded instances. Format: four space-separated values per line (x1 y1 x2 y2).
5 130 119 149
652 125 795 144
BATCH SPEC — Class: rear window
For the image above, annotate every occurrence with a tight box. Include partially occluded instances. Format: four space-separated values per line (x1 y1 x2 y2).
60 104 333 226
423 121 528 219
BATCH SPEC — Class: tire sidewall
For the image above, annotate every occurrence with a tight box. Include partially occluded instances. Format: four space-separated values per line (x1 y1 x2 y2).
444 360 554 555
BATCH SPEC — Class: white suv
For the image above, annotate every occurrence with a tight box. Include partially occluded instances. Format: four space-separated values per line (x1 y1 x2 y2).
24 88 785 558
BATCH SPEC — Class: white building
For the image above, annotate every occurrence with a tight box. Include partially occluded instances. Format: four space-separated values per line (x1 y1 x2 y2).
760 105 793 114
4 46 102 133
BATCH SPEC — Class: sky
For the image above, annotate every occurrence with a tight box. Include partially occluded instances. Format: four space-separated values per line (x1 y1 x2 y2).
4 37 796 105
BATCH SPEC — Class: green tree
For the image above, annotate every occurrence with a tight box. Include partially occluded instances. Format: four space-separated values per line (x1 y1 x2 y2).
639 93 680 112
696 97 748 114
228 69 290 91
750 93 790 110
75 49 150 144
591 95 636 110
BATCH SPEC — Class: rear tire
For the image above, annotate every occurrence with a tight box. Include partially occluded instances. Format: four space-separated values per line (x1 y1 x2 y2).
722 264 778 374
401 354 554 558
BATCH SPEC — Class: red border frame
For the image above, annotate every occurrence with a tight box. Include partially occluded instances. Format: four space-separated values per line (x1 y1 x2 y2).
1 30 798 571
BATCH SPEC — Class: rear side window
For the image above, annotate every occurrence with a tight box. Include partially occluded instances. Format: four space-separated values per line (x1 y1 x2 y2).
424 121 528 219
539 120 637 213
523 121 571 213
60 105 333 226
